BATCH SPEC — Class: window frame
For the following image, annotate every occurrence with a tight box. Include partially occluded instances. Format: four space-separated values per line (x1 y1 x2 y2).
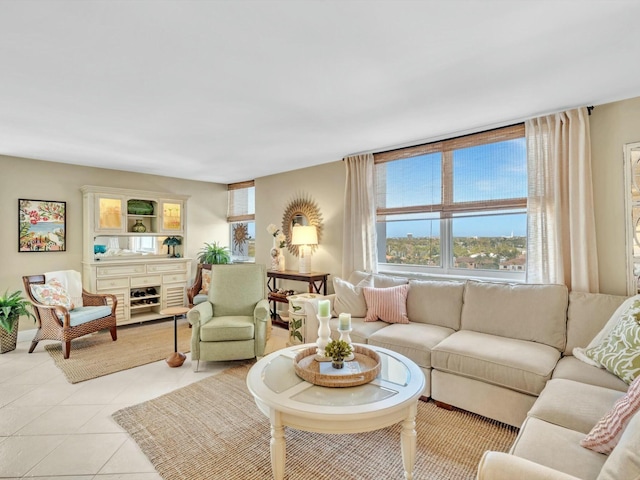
374 124 527 281
227 180 255 263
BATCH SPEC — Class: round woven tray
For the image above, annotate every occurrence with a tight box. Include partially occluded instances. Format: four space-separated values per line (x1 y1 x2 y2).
293 345 381 388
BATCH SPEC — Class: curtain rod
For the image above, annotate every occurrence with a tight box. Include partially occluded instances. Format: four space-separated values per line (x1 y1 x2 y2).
345 105 596 159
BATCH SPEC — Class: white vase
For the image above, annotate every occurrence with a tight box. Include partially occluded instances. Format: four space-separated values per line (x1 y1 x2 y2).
270 247 280 271
277 251 285 271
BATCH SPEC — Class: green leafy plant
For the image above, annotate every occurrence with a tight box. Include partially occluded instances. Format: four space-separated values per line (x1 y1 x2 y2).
324 339 353 362
0 290 35 333
197 242 231 264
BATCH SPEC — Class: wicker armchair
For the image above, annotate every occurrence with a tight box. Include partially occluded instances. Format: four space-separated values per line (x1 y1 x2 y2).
22 274 117 359
187 263 212 307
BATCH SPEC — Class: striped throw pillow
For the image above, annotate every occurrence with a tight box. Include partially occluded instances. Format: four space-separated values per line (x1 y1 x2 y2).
363 284 410 324
580 375 640 454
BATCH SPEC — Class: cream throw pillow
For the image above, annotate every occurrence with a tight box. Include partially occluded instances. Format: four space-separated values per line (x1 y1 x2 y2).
363 284 410 324
581 375 640 454
333 276 373 317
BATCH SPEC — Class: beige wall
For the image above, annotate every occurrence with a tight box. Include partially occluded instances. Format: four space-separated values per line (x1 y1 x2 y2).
590 96 640 295
255 161 345 300
1 155 228 330
3 94 639 332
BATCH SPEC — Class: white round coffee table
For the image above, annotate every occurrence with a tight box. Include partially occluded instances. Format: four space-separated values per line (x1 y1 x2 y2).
246 343 425 480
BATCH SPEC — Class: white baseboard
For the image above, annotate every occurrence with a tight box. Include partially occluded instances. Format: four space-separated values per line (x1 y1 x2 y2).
18 328 36 343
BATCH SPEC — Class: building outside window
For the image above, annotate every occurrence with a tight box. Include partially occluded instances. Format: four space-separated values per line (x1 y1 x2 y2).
374 124 527 280
227 180 255 262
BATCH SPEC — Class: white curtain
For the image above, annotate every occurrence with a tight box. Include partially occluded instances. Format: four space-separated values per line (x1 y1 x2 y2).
342 154 378 278
526 107 599 292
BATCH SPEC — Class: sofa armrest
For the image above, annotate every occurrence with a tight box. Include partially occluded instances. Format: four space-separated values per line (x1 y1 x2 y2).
477 452 582 480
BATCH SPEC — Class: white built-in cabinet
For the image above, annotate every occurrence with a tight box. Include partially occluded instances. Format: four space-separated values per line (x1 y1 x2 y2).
81 185 191 325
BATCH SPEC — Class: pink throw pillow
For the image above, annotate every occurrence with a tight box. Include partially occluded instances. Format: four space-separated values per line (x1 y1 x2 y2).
581 375 640 454
362 284 410 324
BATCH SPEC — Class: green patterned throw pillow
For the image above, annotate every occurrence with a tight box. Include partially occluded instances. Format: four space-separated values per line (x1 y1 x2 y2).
585 306 640 384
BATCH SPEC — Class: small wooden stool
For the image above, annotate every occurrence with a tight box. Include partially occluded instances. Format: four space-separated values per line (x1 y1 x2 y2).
161 306 190 367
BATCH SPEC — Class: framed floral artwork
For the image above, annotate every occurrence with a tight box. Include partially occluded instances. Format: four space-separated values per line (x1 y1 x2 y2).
18 199 66 252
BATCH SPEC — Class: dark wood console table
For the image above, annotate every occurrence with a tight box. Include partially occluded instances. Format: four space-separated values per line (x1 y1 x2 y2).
267 270 329 327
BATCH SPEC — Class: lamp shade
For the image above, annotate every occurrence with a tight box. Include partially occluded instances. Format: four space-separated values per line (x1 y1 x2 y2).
291 225 318 246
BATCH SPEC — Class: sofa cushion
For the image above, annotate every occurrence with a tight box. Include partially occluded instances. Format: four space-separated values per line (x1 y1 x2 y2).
328 317 388 344
200 316 254 342
367 322 455 369
565 291 628 355
432 330 560 396
552 356 629 392
528 378 625 434
363 284 409 324
332 275 373 317
347 271 408 288
597 410 640 480
584 311 640 384
460 280 568 351
511 417 606 480
405 279 465 330
67 306 113 327
581 376 640 454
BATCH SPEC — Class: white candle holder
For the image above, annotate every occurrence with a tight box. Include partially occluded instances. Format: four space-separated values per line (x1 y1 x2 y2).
338 328 355 361
315 315 332 362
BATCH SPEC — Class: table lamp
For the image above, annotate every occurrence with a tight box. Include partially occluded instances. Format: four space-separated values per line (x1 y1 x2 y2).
291 225 318 274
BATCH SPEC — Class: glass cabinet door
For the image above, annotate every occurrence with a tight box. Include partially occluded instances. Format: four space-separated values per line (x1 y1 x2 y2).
160 200 183 233
96 195 126 232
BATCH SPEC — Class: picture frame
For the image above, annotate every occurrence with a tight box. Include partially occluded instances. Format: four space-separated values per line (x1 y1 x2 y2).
18 199 66 252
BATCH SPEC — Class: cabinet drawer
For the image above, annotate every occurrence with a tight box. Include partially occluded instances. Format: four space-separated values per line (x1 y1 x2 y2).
97 264 145 277
131 275 162 287
97 277 130 290
163 273 187 284
147 263 187 274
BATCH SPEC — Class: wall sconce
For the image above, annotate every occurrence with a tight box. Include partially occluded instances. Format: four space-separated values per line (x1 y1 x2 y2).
291 225 318 274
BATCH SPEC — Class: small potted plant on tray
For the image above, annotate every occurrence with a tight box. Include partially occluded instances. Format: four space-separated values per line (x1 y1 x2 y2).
0 290 35 354
325 339 353 369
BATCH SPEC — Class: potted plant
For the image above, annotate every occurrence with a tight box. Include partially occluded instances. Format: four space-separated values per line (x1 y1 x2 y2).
197 242 231 264
0 290 35 354
324 339 353 369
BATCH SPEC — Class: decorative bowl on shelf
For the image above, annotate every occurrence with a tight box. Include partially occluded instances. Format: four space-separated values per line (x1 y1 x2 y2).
127 199 154 215
94 245 107 254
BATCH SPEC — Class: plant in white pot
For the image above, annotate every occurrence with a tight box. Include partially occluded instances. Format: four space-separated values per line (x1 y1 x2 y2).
0 290 35 354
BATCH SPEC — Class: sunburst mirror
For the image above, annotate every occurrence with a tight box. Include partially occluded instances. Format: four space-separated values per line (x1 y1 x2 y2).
281 195 323 257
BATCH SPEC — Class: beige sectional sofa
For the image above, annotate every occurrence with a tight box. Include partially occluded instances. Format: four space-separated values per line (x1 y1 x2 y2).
296 271 638 479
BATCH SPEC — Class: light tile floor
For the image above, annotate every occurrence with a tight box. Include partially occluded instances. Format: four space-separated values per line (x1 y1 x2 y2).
0 321 289 479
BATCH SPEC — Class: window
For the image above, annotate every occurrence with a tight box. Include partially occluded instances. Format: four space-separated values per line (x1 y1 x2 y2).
374 124 527 280
227 181 255 262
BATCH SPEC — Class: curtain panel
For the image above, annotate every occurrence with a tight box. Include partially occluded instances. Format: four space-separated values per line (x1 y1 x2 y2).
342 154 378 278
526 107 599 292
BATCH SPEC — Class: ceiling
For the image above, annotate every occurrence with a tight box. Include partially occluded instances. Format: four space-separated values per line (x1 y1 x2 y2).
2 1 640 184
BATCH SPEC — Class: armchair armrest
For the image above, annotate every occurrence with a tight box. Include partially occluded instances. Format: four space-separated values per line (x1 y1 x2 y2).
29 301 69 328
81 289 117 316
254 299 270 357
187 301 213 330
477 452 582 480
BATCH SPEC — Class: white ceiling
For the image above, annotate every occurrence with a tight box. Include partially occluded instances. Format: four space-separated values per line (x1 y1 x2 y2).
2 1 640 184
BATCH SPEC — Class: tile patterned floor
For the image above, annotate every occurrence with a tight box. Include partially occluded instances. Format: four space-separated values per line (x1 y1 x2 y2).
0 322 289 479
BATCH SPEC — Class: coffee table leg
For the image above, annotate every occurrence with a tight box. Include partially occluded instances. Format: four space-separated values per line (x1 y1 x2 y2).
400 403 418 480
270 411 285 480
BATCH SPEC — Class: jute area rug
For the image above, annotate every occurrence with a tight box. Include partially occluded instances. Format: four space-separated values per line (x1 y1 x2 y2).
113 363 518 480
45 318 192 384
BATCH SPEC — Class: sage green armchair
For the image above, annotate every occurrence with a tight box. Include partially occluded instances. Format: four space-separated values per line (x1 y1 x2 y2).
187 263 269 371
